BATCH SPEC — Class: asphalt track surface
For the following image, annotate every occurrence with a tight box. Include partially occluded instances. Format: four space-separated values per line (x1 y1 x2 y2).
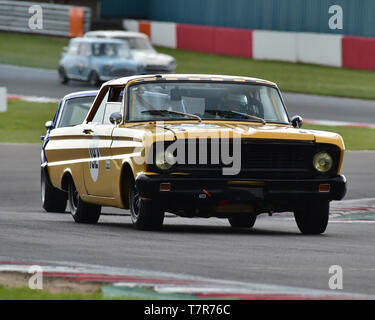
1 64 375 125
0 143 375 296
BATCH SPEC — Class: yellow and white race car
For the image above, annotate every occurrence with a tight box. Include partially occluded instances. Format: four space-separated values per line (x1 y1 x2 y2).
44 74 347 234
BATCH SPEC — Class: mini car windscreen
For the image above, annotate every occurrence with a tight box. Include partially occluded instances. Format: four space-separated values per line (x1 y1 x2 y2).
120 37 155 51
58 96 96 128
91 43 132 59
127 82 289 124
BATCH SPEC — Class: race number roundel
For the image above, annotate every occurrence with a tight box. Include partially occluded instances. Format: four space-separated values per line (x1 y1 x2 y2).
89 137 100 182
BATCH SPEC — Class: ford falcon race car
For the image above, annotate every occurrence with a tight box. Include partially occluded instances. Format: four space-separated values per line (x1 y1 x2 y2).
43 74 347 234
41 90 98 213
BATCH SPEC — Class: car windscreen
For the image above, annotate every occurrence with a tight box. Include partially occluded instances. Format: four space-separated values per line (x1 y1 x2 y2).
57 96 96 128
127 82 290 124
91 42 132 59
119 37 154 51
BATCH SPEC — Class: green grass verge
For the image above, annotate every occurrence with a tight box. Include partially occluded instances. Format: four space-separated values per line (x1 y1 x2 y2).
0 32 68 69
1 99 374 149
2 31 375 99
0 99 57 144
0 285 102 300
303 124 375 150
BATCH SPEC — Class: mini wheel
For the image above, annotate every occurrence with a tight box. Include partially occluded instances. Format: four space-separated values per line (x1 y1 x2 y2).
88 71 100 87
58 67 69 84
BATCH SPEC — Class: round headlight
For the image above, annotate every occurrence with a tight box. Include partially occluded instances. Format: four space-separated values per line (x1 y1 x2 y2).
155 150 175 170
313 152 333 173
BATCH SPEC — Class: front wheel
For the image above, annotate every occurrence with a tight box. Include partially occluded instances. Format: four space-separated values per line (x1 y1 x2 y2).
228 213 257 228
129 180 164 230
58 67 69 84
294 201 330 235
68 178 101 224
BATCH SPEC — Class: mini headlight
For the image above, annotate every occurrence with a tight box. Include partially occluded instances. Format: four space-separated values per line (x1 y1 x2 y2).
155 150 175 170
313 151 333 173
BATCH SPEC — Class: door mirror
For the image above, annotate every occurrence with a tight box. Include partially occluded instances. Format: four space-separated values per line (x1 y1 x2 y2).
45 120 54 131
109 112 122 125
291 115 303 128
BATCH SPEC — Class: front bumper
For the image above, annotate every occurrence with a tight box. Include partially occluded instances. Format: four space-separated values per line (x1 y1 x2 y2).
136 174 347 208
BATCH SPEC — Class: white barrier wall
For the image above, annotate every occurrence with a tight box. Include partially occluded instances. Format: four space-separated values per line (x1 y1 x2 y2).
123 19 139 32
297 33 342 67
0 87 7 112
151 21 176 48
253 30 298 62
122 19 344 68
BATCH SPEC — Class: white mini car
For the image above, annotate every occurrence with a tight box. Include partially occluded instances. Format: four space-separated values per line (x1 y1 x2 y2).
84 30 176 74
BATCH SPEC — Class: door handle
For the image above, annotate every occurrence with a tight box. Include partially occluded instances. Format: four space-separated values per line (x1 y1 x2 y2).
83 129 93 134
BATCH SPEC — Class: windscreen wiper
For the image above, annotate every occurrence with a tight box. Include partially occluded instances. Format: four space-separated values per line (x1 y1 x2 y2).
205 109 266 125
141 109 202 123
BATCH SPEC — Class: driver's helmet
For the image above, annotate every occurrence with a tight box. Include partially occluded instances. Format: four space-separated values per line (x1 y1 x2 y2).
227 94 248 113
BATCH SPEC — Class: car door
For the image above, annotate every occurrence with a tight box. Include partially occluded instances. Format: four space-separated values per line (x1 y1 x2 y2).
82 87 124 197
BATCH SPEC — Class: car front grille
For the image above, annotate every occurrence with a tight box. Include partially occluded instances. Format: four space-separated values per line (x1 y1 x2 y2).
148 139 341 179
145 65 170 73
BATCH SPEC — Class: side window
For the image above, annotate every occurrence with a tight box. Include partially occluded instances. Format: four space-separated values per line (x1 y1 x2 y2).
58 96 95 128
91 91 109 124
78 43 90 57
108 87 124 102
103 102 122 125
103 87 124 124
89 87 124 124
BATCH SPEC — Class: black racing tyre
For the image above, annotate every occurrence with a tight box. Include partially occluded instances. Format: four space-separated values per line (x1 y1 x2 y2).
68 178 101 224
58 67 69 84
294 201 330 235
88 71 100 87
228 213 257 228
129 179 164 230
41 170 67 213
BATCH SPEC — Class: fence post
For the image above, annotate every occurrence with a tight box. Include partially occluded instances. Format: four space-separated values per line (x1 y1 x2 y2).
0 87 7 112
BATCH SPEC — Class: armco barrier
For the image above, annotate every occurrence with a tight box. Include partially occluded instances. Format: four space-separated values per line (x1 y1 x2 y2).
0 0 90 37
342 36 375 71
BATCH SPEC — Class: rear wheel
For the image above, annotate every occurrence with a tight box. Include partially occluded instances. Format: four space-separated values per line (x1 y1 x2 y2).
129 179 164 230
228 213 257 228
68 178 101 224
41 170 67 213
294 201 329 234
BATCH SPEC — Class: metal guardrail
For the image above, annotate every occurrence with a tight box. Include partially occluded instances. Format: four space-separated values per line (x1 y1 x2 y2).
0 0 91 37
